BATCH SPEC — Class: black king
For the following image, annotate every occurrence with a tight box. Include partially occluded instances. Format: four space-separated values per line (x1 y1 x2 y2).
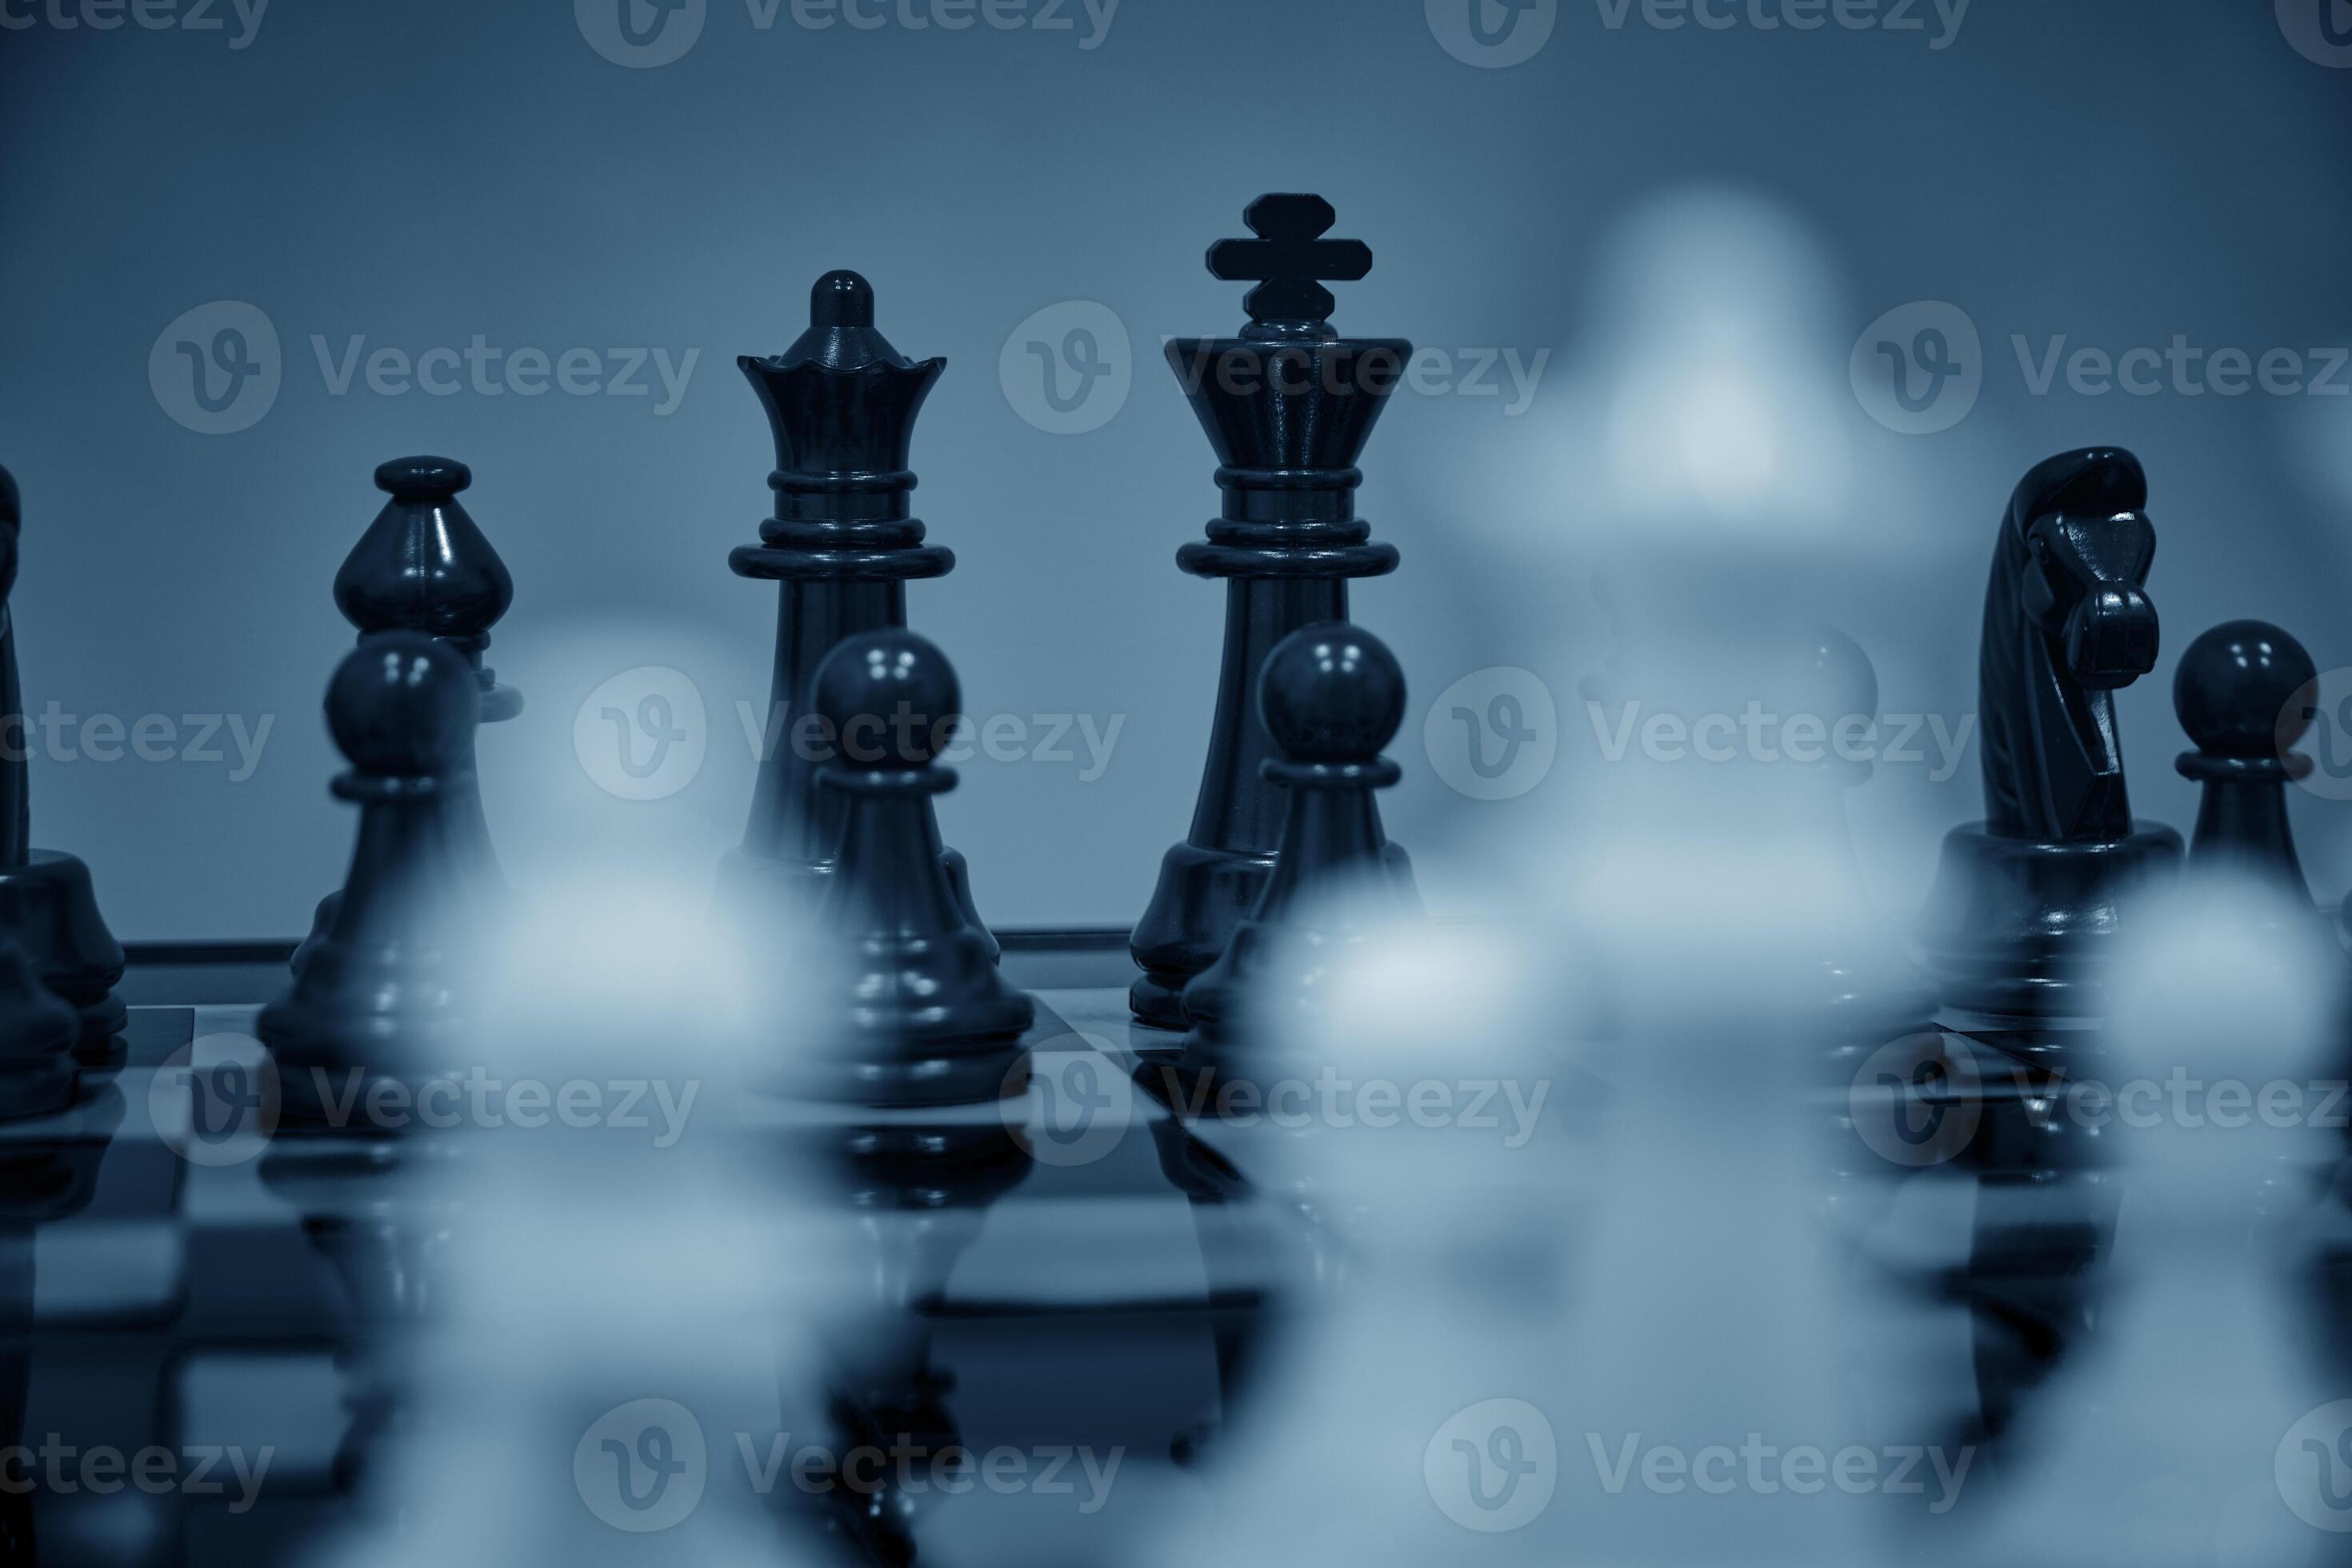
722 270 993 954
1130 195 1417 1026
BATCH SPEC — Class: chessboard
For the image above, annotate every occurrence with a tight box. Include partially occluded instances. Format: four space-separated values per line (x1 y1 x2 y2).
0 933 2150 1568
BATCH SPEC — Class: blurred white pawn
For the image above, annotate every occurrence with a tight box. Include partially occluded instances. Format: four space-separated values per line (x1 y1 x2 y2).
1966 870 2345 1567
1150 903 1582 1566
307 873 854 1566
1546 828 1906 1568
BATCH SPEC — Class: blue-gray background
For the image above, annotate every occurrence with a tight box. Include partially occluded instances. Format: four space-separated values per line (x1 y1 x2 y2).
2 0 2348 939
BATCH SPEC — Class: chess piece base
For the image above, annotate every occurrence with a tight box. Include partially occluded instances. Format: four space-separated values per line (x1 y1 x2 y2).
0 851 125 1060
1129 839 1414 1027
1915 821 2182 1020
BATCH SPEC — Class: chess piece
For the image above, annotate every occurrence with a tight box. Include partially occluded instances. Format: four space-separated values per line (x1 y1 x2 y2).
294 457 519 974
259 634 479 1126
794 630 1031 1108
2172 618 2318 897
1966 878 2341 1564
722 271 995 960
0 940 76 1119
1130 195 1416 1027
0 466 125 1065
1916 448 2182 1018
1176 623 1417 1092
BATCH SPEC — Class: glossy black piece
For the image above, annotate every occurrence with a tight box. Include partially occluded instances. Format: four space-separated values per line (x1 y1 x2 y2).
1175 623 1416 1090
722 272 994 959
1919 450 2181 1018
1978 448 2161 843
0 941 76 1119
798 630 1031 1108
259 634 480 1126
0 466 124 1062
1130 197 1414 1026
2173 618 2318 895
295 458 519 975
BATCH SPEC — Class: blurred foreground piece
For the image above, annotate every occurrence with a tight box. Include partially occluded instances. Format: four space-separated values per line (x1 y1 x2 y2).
259 634 480 1126
1917 448 2181 1020
1969 879 2339 1565
0 465 125 1065
1130 194 1414 1026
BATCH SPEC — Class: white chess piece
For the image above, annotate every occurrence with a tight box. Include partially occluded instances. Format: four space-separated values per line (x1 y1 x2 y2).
306 875 852 1566
1965 869 2344 1567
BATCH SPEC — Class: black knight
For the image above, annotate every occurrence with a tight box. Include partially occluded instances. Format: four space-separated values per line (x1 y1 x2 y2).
1918 449 2182 1018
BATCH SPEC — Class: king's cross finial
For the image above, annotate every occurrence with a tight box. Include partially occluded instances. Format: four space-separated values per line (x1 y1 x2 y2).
1206 194 1373 328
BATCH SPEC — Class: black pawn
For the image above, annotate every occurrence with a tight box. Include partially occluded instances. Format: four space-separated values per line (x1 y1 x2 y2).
260 634 479 1127
294 458 518 974
2174 618 2318 896
0 942 77 1120
0 465 126 1065
1177 623 1416 1090
802 630 1030 1108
